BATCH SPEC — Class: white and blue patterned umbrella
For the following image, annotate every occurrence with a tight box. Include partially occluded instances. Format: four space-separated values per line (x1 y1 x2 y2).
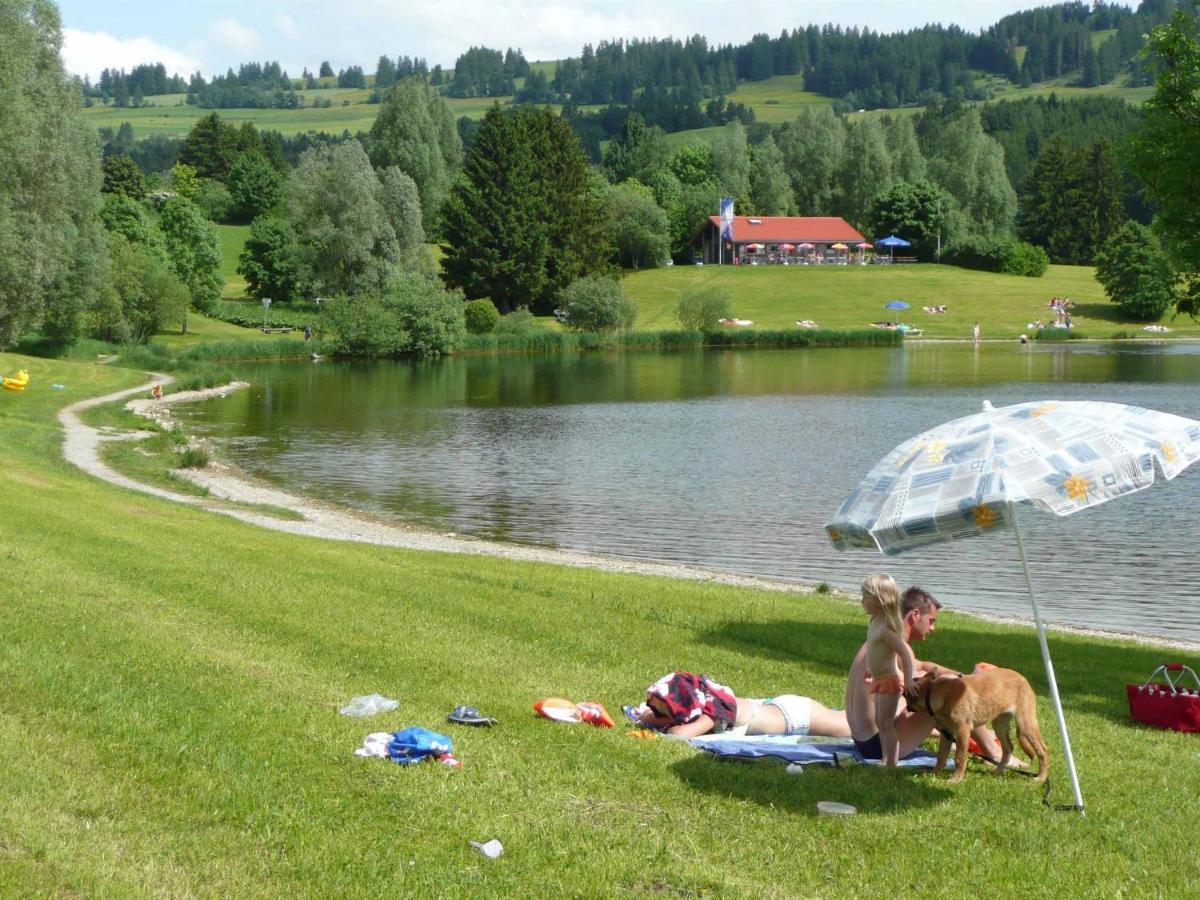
826 399 1200 812
827 400 1200 556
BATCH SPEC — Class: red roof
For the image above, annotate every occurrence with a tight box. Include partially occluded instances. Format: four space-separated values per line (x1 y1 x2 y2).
707 216 865 243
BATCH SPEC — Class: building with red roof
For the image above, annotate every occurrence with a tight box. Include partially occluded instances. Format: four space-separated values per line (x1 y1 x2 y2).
695 215 866 264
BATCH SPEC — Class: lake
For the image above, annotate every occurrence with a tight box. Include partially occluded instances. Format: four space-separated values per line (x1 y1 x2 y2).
174 341 1200 645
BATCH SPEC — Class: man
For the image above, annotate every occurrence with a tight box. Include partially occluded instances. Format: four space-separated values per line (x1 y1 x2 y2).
845 586 1010 762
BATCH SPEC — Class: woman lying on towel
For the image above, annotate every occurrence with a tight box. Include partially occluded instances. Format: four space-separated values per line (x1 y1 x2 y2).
632 671 851 739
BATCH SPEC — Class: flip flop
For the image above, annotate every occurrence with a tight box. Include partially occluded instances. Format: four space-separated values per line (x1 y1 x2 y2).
447 704 498 727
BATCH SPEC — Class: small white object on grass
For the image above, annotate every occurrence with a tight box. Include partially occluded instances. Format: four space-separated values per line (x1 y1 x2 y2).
470 839 504 858
816 801 856 816
786 763 804 775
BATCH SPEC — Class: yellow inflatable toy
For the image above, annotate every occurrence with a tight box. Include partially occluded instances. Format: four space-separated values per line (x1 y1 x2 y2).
3 369 29 391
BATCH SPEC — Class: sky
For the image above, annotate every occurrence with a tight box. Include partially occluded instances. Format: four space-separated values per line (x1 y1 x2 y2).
57 1 1046 81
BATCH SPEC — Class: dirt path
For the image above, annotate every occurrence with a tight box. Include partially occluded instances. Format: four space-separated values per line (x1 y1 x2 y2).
60 375 820 593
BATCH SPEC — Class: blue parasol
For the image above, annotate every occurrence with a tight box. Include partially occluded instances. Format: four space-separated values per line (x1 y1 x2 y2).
875 235 912 259
883 300 909 310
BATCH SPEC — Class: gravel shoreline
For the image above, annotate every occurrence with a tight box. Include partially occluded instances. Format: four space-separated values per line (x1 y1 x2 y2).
60 375 1200 652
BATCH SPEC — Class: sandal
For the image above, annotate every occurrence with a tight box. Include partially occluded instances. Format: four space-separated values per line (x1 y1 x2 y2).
447 704 498 727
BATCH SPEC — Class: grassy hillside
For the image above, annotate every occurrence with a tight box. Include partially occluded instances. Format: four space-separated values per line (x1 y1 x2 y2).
621 264 1198 339
0 351 1197 894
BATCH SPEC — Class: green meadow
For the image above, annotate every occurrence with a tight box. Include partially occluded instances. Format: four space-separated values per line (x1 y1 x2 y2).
621 263 1199 339
0 349 1197 895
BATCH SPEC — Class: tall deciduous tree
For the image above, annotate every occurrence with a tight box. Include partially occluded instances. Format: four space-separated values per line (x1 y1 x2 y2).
368 77 462 234
159 197 223 329
289 142 399 297
1127 9 1200 316
711 120 751 206
377 166 430 275
924 107 1016 237
866 181 948 261
0 0 107 347
775 106 845 215
748 136 792 215
837 118 894 228
606 180 670 269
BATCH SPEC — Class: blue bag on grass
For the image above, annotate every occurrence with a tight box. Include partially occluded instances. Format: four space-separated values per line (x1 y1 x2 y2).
387 727 453 765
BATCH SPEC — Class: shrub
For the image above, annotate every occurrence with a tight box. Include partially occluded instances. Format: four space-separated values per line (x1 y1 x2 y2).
945 235 1047 277
999 241 1049 278
493 306 535 334
560 276 637 333
464 299 500 334
675 286 733 331
391 276 466 357
325 294 407 357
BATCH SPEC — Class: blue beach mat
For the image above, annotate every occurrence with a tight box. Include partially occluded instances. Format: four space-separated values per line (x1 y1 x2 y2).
688 733 951 769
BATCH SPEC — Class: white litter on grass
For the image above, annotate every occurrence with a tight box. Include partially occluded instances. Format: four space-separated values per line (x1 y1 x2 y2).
817 801 856 816
340 694 399 717
470 839 504 859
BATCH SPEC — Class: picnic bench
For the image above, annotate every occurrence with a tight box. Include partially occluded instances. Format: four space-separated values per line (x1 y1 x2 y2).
261 326 292 334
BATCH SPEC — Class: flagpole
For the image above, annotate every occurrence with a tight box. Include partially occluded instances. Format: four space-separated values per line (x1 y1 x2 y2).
1009 503 1085 814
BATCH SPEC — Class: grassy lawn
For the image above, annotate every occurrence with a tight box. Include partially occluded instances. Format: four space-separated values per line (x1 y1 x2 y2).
621 263 1199 339
0 350 1197 895
150 311 298 347
725 73 831 123
217 223 251 299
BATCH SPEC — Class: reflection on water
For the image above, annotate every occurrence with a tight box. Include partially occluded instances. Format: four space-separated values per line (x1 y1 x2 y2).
174 342 1200 644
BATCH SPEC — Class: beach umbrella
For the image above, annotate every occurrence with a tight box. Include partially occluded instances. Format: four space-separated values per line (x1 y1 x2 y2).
746 243 762 252
798 242 814 249
825 400 1200 813
778 243 795 252
883 300 909 310
876 234 912 259
831 242 848 251
856 242 873 249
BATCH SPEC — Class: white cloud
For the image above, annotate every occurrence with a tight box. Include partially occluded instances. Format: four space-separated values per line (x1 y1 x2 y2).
62 28 201 79
209 16 264 57
274 13 301 40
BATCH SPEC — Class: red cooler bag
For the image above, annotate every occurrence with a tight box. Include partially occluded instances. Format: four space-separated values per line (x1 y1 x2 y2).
1127 664 1200 733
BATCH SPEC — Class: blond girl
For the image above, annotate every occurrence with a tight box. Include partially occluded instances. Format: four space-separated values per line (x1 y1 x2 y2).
861 574 915 766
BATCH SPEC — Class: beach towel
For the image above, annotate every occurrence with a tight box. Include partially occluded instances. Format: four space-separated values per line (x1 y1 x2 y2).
689 733 951 769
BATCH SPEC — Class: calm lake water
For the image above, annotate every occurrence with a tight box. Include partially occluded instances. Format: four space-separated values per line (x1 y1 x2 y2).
175 342 1200 645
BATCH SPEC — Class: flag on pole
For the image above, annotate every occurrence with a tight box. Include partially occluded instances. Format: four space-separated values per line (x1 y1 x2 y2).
719 197 734 242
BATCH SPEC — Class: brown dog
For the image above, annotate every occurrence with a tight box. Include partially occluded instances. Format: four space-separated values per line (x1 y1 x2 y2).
912 667 1049 783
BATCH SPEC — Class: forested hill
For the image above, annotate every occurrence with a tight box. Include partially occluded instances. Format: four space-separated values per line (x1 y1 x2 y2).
540 0 1176 111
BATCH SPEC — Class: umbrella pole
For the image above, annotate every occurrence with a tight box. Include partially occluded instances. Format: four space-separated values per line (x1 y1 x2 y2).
1010 505 1086 814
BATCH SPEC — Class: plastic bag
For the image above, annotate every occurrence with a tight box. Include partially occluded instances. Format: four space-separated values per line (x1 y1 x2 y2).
339 694 399 717
387 727 452 764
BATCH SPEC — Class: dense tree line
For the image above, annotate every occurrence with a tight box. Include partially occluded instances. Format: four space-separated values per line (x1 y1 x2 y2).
373 55 429 90
447 47 528 98
186 62 300 109
83 63 187 106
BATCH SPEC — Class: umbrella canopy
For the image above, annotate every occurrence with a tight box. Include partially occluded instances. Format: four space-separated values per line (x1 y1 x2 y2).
798 242 815 249
778 243 795 251
826 399 1200 813
875 235 912 247
831 242 848 250
883 300 909 310
745 243 762 251
856 242 873 249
